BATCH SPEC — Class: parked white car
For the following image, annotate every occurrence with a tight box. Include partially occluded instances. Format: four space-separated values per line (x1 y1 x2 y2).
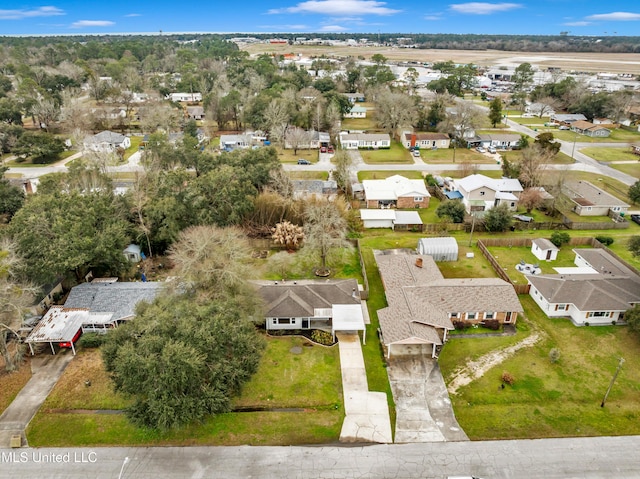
487 146 496 154
476 146 486 153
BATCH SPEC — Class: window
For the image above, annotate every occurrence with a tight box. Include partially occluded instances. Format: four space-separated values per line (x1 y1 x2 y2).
511 202 515 207
467 312 476 320
450 312 458 319
277 318 292 325
414 196 423 202
480 191 485 196
588 311 608 318
557 304 566 311
485 312 495 319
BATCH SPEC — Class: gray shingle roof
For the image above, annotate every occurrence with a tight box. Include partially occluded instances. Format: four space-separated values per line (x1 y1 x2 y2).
375 251 523 347
253 279 360 318
64 282 163 321
532 238 558 251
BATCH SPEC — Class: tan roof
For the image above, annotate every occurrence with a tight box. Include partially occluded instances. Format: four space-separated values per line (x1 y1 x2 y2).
375 251 523 347
565 181 629 208
532 238 558 251
404 132 450 141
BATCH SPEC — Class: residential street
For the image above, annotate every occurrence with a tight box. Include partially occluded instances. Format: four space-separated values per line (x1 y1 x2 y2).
2 435 640 478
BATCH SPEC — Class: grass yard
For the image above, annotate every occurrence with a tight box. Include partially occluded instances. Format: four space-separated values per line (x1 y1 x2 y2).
445 295 640 440
27 336 344 447
358 170 425 181
276 147 318 164
288 170 329 180
123 136 142 160
540 170 631 203
0 359 32 414
421 147 496 164
359 141 413 164
580 147 638 163
261 246 362 283
608 162 640 178
341 104 378 131
5 149 76 167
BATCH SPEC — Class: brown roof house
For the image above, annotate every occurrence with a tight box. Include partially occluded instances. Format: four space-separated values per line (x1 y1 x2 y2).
402 131 450 150
375 251 523 358
253 279 366 340
527 249 640 326
570 120 611 138
562 180 630 216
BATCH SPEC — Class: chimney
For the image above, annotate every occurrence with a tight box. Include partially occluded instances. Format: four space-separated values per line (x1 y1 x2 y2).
352 288 358 299
416 257 423 268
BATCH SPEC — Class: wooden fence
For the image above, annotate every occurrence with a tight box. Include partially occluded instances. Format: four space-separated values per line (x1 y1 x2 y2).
477 239 531 294
355 239 369 300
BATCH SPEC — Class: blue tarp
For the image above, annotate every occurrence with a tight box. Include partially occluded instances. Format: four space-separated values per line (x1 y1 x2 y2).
444 190 463 199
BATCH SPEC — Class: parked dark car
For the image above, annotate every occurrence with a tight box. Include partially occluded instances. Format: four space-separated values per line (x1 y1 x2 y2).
630 214 640 226
297 159 311 165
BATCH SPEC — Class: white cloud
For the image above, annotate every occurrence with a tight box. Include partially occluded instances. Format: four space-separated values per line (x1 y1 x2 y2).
424 14 442 20
0 6 64 20
563 21 590 26
320 24 349 31
449 2 522 15
71 20 115 28
258 24 310 30
268 0 400 16
124 13 141 17
586 12 640 21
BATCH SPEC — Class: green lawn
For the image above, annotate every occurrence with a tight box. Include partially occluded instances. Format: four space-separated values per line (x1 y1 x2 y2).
359 141 413 164
276 147 318 164
27 336 344 447
540 170 631 203
358 170 425 181
261 246 362 282
444 295 640 440
288 170 329 180
5 149 76 167
421 147 496 164
580 147 640 178
341 104 378 131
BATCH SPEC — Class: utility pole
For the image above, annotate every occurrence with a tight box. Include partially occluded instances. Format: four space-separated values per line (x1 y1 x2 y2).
468 213 477 247
601 357 624 407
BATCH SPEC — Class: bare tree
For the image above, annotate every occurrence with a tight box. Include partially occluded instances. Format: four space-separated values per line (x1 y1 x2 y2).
332 150 355 195
375 90 417 135
518 145 553 188
0 240 37 372
285 127 312 155
303 200 348 276
442 101 481 142
268 169 295 198
325 101 342 142
169 226 258 303
32 96 59 131
264 99 290 145
519 187 545 214
534 96 561 118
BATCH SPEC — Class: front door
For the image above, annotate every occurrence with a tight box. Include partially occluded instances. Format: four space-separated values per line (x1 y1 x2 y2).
546 250 552 260
302 319 309 329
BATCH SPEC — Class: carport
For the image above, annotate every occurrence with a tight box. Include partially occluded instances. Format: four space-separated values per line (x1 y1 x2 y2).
25 307 88 356
332 304 366 344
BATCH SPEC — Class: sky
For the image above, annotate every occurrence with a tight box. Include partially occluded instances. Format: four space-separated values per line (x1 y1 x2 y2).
0 1 639 36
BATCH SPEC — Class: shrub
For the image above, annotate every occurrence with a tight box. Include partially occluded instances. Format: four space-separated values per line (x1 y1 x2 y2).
595 236 614 246
501 371 515 385
311 330 335 346
549 348 561 363
550 231 570 247
78 332 107 348
482 319 501 331
453 320 472 330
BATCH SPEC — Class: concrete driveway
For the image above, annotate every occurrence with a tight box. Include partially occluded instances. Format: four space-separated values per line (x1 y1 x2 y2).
387 355 468 443
0 351 73 447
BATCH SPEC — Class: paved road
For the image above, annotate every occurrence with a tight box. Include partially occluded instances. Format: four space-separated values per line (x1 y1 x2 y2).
2 435 640 478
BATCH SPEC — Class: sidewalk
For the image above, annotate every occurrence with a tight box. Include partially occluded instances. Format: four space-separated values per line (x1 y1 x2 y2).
336 332 392 444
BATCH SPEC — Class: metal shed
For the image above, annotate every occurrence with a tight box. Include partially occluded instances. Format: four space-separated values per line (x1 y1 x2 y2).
417 237 459 261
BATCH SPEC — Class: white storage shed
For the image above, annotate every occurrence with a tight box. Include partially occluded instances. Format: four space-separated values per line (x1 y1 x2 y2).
417 237 458 261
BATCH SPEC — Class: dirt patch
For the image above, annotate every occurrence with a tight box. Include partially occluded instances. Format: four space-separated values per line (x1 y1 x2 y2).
447 332 542 395
0 358 32 414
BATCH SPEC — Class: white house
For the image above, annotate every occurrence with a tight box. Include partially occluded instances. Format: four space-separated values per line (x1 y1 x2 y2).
527 249 640 326
339 132 390 150
360 209 423 231
83 131 131 153
344 105 367 119
454 174 523 214
362 174 430 209
531 238 559 262
563 180 630 216
168 92 202 102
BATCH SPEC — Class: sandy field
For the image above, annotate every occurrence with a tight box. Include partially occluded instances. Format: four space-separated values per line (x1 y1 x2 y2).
242 43 640 74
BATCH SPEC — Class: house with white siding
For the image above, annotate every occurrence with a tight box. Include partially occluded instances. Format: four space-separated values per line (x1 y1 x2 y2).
339 132 390 149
